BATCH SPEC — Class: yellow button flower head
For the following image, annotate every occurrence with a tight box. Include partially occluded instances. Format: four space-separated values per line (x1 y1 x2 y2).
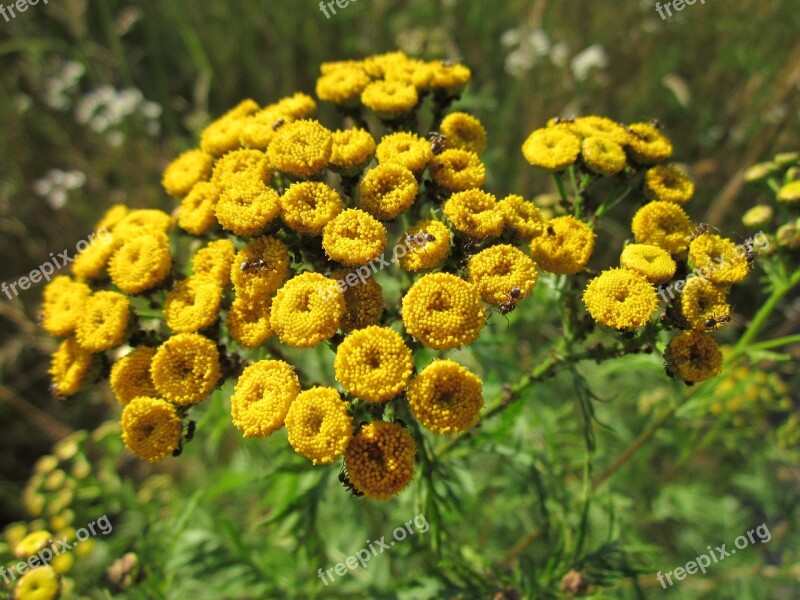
645 165 694 204
530 215 596 274
777 181 800 203
631 201 693 256
321 58 366 75
468 244 538 305
664 330 723 383
330 128 377 172
150 333 221 406
113 209 172 242
215 179 281 237
178 181 219 235
267 119 333 178
211 149 271 187
329 268 384 332
315 65 371 105
741 205 773 228
265 92 317 120
15 566 59 600
285 387 353 465
382 57 432 88
227 295 273 348
679 278 731 331
569 116 631 146
110 346 159 405
322 209 388 265
15 530 51 557
444 189 504 239
164 276 222 334
429 61 472 92
626 122 673 165
238 108 289 150
402 272 485 350
498 194 545 238
230 236 290 302
362 51 409 78
200 99 259 156
193 239 235 288
71 232 117 280
581 136 627 175
688 234 750 284
361 80 419 118
407 360 483 434
334 326 413 403
375 131 433 173
269 272 346 347
440 112 487 154
344 421 416 500
121 397 182 463
398 220 452 272
430 149 486 191
162 148 214 198
41 276 91 337
76 291 130 352
582 268 658 330
49 337 93 396
358 163 419 220
108 232 172 295
230 360 300 437
619 243 677 283
522 125 581 171
281 181 343 234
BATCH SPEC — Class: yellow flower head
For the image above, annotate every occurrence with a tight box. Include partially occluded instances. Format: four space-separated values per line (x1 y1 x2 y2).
777 181 800 203
267 119 333 177
645 165 694 204
398 219 452 272
407 360 483 434
581 136 627 175
679 278 731 331
741 205 773 229
569 116 631 146
238 108 289 150
430 149 486 192
285 387 353 465
230 360 300 438
631 201 693 257
227 295 273 348
269 272 346 347
121 397 182 463
41 276 91 337
402 272 484 350
113 209 172 242
688 234 750 284
150 333 221 406
344 421 416 500
162 148 214 198
619 243 677 283
70 232 117 280
582 268 658 330
429 61 472 91
15 566 59 600
110 346 159 405
164 276 222 334
361 80 419 117
265 92 317 120
440 112 487 154
76 291 130 352
358 163 418 220
443 189 504 239
315 65 371 105
49 337 93 397
200 99 259 156
498 194 545 238
108 232 172 295
178 181 219 235
330 128 377 172
230 236 290 303
212 148 271 187
530 215 595 274
15 530 51 558
193 239 236 288
281 181 343 234
626 122 673 165
664 330 723 383
322 209 388 265
468 244 538 305
521 126 581 171
383 58 434 90
334 326 413 403
363 51 412 78
375 131 433 173
329 268 384 333
215 179 281 237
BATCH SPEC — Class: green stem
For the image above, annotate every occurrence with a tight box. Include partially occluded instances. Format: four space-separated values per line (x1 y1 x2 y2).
552 173 569 205
747 334 800 352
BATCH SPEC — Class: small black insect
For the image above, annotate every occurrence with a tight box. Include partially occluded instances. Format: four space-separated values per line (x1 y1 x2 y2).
427 131 447 155
272 118 286 131
703 313 731 330
338 468 364 498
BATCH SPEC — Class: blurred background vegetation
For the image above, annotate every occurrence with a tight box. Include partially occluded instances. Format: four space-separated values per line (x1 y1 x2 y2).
0 0 798 597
